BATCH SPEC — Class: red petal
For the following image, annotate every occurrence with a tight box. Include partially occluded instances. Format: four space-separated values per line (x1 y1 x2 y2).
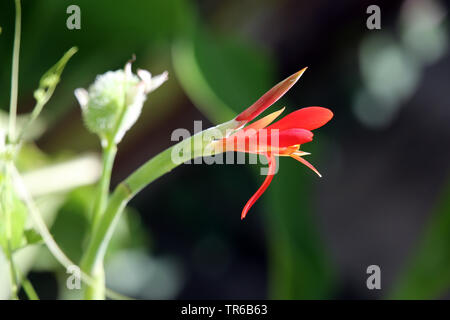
223 128 312 154
235 68 307 122
267 107 333 131
290 153 322 177
265 128 313 148
241 154 277 219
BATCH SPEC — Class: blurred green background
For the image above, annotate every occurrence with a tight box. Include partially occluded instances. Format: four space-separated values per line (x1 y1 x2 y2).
0 0 449 299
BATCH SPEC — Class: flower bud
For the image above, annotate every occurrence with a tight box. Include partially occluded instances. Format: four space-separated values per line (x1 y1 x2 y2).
75 62 168 146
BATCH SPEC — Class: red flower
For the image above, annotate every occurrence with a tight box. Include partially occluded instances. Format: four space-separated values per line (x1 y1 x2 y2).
218 68 333 219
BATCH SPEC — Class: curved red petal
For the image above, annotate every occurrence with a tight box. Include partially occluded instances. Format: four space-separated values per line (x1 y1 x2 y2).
266 128 313 148
223 128 312 154
290 153 322 177
267 107 333 131
235 68 307 122
241 154 277 219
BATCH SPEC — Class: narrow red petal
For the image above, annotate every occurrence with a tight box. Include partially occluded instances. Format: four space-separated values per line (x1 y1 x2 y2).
235 68 307 122
290 153 322 177
267 107 333 131
241 154 277 219
223 127 312 154
266 128 313 148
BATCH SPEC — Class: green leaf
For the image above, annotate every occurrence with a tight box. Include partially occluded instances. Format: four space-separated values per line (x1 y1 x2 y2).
10 229 44 252
23 229 43 246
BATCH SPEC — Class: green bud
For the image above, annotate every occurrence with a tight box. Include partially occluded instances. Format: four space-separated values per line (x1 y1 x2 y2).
75 62 168 146
33 88 46 102
40 74 59 88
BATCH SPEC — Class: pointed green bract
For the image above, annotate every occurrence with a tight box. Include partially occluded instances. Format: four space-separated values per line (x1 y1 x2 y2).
16 47 78 142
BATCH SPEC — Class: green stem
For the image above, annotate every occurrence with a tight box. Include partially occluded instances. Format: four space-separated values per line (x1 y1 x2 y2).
5 242 19 300
83 264 105 300
80 144 181 278
8 0 21 143
20 275 39 300
3 163 19 300
92 142 117 228
16 91 51 143
9 164 129 300
79 119 237 296
84 142 116 300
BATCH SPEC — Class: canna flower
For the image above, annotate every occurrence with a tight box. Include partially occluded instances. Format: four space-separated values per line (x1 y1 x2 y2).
213 68 333 219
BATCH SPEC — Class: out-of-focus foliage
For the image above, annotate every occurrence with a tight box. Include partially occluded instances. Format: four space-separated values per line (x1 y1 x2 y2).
266 155 335 299
390 177 450 299
174 28 274 122
354 0 448 129
33 185 155 299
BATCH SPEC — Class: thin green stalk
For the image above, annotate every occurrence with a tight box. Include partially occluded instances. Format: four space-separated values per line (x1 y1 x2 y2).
92 143 117 228
4 163 19 300
81 145 181 276
84 142 116 300
5 242 19 300
84 264 105 300
8 0 21 142
9 164 130 300
80 120 238 293
20 275 39 300
83 63 129 299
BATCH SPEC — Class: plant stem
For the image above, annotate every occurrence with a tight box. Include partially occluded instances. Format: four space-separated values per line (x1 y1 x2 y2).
80 145 180 279
79 120 236 297
84 142 116 300
84 264 105 300
8 0 21 143
5 1 22 292
3 163 19 300
21 275 39 300
5 242 19 300
92 142 117 229
9 164 129 300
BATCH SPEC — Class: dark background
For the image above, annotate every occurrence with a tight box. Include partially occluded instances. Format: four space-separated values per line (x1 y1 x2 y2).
0 0 449 299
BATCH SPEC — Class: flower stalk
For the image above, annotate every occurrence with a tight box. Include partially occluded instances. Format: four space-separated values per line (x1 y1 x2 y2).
3 0 22 299
5 219 19 300
91 142 117 229
75 62 169 299
80 140 186 279
83 142 116 299
8 0 21 143
80 123 229 281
